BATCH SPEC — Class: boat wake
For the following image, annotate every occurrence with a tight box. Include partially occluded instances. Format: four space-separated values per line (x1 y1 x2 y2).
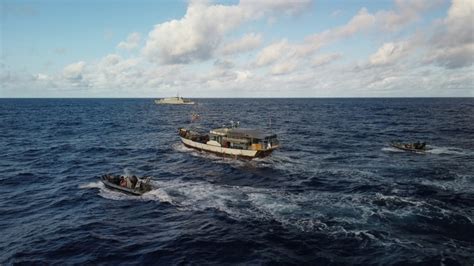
425 146 472 156
80 181 129 200
81 178 331 231
80 178 470 239
79 180 171 203
382 145 473 156
381 147 404 153
79 181 104 189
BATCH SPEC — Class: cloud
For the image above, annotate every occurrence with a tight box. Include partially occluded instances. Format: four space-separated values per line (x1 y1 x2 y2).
142 0 311 64
0 70 32 86
63 61 86 83
214 59 235 69
255 39 289 66
220 33 262 55
304 8 375 53
92 54 141 88
301 1 442 53
270 60 298 75
254 40 321 73
253 8 376 72
101 54 122 66
375 0 443 31
117 32 141 50
240 0 312 16
332 7 376 38
425 44 474 69
369 41 409 66
357 0 470 70
235 70 252 82
4 0 473 98
312 53 342 67
142 1 252 64
58 56 144 89
252 7 381 74
424 0 474 68
307 0 442 49
53 54 197 93
35 73 51 81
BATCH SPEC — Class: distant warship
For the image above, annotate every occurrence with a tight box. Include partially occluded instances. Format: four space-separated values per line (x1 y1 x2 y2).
155 94 195 105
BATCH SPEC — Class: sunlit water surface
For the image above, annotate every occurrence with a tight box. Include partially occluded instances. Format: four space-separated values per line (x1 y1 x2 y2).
1 98 473 265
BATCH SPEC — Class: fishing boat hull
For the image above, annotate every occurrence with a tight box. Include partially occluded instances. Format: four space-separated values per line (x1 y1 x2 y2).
390 143 428 154
180 137 276 159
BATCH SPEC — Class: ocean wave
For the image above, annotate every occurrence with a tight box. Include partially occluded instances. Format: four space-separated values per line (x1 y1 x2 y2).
4 98 474 265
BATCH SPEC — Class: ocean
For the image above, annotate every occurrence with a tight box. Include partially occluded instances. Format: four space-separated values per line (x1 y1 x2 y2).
1 98 473 265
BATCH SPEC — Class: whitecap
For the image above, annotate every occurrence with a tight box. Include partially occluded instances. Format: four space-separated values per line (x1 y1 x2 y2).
79 181 104 189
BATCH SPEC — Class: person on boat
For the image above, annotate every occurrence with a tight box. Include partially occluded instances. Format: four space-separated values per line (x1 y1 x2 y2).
420 142 426 149
123 176 134 188
120 176 127 187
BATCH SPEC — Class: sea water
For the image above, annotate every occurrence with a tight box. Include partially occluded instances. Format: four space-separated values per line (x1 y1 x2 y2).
1 98 473 264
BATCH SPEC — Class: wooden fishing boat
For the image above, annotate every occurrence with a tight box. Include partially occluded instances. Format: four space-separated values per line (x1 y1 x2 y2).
178 124 279 159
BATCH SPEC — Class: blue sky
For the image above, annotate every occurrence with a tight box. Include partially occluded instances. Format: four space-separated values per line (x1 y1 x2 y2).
1 0 473 97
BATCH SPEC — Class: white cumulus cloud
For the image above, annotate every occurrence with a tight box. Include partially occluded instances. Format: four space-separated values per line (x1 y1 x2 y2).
142 1 251 64
63 61 86 82
142 0 311 65
117 32 141 50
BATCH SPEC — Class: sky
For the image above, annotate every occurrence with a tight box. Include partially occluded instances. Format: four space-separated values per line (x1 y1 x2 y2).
1 0 473 98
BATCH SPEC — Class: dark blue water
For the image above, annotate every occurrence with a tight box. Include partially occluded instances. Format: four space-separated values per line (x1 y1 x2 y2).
1 98 473 265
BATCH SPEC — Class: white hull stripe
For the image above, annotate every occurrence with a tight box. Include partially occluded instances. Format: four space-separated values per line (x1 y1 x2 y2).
180 137 258 157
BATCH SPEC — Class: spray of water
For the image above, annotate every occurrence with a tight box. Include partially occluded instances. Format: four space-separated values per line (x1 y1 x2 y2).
123 168 133 177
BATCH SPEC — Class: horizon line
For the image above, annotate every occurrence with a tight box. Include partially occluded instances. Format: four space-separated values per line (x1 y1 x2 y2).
1 96 473 99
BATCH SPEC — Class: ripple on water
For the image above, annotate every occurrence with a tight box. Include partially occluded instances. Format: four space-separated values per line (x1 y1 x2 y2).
2 98 474 265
